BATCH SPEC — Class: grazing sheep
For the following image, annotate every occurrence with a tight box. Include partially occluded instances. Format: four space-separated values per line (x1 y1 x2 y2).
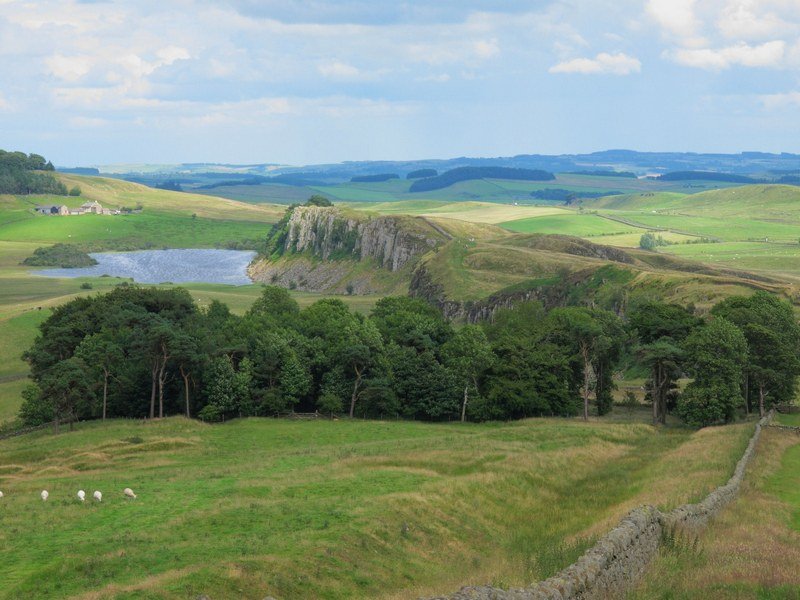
77 490 86 502
123 487 136 499
93 490 102 502
41 490 49 501
0 491 4 499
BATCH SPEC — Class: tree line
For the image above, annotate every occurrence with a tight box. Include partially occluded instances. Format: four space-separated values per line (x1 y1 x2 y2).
19 286 800 431
408 167 555 193
0 150 68 195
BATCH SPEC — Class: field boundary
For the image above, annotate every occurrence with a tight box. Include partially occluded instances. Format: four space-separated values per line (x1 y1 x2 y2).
430 412 773 600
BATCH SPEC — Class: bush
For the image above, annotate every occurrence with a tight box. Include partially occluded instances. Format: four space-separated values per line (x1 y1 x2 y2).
317 392 343 417
80 282 93 290
68 186 81 196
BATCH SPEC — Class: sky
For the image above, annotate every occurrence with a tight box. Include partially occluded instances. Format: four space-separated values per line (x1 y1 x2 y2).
1 0 800 166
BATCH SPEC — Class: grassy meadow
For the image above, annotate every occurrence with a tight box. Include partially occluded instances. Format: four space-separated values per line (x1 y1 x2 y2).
192 173 743 206
631 427 800 599
0 416 754 600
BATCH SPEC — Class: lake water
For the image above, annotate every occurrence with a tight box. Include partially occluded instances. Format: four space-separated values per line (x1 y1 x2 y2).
36 249 257 286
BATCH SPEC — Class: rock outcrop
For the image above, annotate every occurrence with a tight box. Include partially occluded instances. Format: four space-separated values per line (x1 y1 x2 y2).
284 206 444 271
249 207 447 293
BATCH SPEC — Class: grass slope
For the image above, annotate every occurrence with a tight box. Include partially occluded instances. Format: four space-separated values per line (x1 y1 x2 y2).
631 427 800 599
0 417 751 599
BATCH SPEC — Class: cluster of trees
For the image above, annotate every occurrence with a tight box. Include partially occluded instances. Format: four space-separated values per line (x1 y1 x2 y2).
531 188 623 203
408 167 555 193
350 174 399 183
406 169 438 179
631 292 800 425
19 285 800 431
22 243 98 268
638 232 672 250
656 171 758 183
0 150 68 195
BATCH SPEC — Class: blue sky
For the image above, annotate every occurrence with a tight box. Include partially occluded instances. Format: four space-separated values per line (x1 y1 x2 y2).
1 0 799 166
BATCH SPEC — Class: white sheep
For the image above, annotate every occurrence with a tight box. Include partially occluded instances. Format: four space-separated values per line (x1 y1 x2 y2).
93 490 102 502
0 491 4 499
77 490 86 502
123 487 137 499
41 490 49 501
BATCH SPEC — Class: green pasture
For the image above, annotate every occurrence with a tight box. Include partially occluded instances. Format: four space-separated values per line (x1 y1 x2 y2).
500 213 639 237
0 416 752 599
0 212 269 248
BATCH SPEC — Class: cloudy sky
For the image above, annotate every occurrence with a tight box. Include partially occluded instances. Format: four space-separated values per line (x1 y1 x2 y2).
1 0 800 166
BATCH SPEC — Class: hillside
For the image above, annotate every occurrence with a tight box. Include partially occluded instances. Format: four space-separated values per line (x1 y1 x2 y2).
0 416 752 599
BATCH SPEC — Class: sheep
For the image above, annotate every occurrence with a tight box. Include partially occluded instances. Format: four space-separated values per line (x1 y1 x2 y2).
93 490 102 502
41 490 49 501
123 487 137 499
77 490 86 502
0 491 4 499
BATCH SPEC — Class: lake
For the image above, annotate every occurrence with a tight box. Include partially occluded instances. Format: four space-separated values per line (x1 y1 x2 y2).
36 249 257 286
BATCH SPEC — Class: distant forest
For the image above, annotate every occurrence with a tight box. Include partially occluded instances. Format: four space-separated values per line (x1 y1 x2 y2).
656 171 758 183
531 188 623 202
350 174 399 183
409 167 555 192
0 150 68 195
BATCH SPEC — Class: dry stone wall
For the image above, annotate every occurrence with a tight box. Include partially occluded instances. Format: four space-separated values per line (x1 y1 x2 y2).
428 412 774 600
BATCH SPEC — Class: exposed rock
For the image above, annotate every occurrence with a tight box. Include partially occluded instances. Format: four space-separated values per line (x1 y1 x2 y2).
283 206 442 271
250 207 445 293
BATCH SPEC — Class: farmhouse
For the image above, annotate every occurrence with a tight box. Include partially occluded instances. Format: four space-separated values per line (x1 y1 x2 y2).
36 200 120 216
80 200 103 214
35 204 69 216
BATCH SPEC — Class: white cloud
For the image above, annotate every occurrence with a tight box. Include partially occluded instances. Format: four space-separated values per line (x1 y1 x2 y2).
68 116 109 128
646 0 701 42
759 90 800 109
668 40 786 69
717 0 796 41
45 54 93 81
549 52 641 75
317 60 361 79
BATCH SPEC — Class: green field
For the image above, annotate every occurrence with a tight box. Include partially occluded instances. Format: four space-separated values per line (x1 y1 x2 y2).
0 416 752 599
632 428 800 598
194 173 746 206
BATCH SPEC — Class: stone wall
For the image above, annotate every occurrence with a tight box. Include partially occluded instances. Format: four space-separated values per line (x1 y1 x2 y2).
428 412 774 600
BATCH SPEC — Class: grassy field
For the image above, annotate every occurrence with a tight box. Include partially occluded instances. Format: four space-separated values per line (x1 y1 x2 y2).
193 173 745 206
0 416 753 600
631 427 800 599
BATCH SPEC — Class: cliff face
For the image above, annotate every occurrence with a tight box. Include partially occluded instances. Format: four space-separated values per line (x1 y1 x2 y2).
249 207 447 294
283 206 445 271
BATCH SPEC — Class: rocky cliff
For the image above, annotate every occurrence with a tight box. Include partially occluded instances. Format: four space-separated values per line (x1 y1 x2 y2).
283 206 445 271
249 206 448 293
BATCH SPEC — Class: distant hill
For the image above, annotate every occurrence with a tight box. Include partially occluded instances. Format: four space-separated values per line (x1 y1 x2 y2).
656 171 759 183
409 167 555 193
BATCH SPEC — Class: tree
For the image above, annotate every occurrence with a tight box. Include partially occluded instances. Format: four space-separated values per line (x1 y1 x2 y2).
441 325 494 422
711 292 800 416
75 331 124 420
199 356 252 421
547 307 616 420
629 301 699 424
38 357 91 432
342 318 384 418
638 340 683 425
678 318 748 426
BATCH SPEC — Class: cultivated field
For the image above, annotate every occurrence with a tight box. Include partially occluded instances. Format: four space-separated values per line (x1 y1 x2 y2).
0 416 753 599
